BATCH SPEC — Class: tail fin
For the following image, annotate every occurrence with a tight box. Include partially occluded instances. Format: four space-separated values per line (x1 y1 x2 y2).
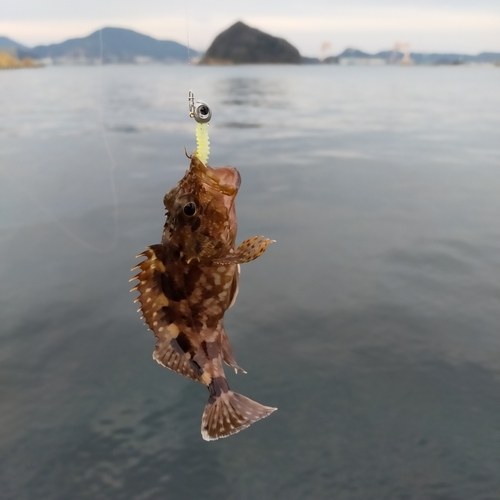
201 391 277 441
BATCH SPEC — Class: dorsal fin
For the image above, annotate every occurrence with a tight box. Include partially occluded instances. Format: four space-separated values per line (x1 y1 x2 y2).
130 244 203 383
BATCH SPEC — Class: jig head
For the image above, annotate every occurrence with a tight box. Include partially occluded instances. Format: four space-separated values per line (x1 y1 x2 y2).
188 90 211 164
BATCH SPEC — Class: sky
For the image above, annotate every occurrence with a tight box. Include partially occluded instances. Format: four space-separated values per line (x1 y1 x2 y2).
2 0 499 56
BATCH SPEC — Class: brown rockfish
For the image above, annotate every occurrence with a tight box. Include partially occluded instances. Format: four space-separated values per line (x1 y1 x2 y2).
131 154 276 440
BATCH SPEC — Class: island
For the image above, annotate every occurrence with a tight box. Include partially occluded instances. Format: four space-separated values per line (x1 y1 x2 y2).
200 21 301 65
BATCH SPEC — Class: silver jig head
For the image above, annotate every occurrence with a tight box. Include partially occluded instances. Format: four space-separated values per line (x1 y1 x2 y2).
188 90 212 124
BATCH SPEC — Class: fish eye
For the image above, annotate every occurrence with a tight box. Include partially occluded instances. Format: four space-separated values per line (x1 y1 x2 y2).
183 202 197 217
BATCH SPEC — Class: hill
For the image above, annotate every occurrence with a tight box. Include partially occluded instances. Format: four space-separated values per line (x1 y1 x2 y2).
24 27 196 64
200 21 301 65
337 47 500 65
0 36 28 51
338 48 375 59
2 27 498 66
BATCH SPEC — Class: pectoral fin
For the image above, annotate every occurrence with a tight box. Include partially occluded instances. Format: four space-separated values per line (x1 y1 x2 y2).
213 236 275 265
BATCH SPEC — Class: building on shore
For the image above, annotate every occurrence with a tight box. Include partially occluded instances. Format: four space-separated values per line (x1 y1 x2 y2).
339 57 386 66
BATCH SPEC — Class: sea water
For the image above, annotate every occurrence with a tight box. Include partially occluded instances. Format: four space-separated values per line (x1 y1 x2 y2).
1 64 500 499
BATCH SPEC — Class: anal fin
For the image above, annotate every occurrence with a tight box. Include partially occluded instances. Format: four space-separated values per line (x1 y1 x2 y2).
221 329 246 374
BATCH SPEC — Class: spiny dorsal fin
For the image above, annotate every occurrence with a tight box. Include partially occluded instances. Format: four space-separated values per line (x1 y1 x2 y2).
131 244 204 383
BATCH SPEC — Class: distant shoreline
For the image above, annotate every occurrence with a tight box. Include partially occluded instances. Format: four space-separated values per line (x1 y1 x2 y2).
2 26 499 67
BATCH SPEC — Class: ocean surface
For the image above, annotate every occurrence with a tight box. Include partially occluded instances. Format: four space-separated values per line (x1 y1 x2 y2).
1 64 500 500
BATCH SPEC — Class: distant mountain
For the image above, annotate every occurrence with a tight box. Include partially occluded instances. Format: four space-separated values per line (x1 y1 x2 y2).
476 52 500 62
377 51 487 65
200 21 301 64
301 56 321 64
0 36 28 51
3 26 498 66
338 48 376 59
323 56 339 64
23 27 196 64
338 47 500 65
407 52 500 64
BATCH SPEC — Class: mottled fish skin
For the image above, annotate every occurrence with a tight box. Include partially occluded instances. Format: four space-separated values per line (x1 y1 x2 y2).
131 154 276 440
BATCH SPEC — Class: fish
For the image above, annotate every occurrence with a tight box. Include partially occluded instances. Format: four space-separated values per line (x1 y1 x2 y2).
131 153 276 441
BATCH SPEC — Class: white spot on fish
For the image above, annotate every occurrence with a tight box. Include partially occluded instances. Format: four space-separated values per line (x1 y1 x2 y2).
217 266 226 273
213 273 221 286
167 323 180 337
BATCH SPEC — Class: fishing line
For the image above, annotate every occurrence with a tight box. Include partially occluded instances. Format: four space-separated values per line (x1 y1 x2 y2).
95 26 120 252
181 5 217 343
185 0 192 90
184 1 211 164
182 3 203 340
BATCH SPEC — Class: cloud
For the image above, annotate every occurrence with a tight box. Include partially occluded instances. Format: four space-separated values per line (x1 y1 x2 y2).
244 8 500 53
247 8 500 33
1 6 499 54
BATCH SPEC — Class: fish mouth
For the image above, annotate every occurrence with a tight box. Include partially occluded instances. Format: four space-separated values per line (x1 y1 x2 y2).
211 166 241 191
190 154 241 195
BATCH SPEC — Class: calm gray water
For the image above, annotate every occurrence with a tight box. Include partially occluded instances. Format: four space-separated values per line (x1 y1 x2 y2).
1 65 500 500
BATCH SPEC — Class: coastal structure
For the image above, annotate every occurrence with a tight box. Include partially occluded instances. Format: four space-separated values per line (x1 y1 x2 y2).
388 43 414 65
339 56 385 66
